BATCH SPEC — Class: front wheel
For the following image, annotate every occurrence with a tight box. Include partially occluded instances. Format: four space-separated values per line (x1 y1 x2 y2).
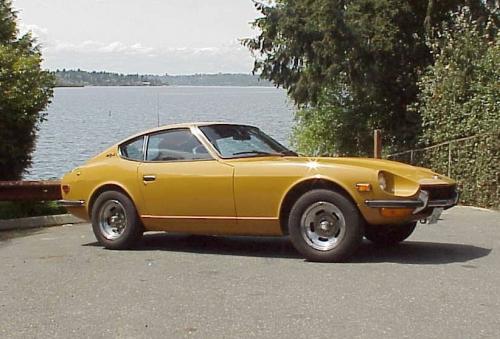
288 189 364 262
364 222 417 246
91 190 143 249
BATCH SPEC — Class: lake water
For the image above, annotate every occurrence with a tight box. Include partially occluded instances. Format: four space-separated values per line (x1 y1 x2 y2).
26 86 295 179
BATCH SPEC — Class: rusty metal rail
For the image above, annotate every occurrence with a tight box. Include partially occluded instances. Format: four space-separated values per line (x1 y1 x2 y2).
0 181 62 201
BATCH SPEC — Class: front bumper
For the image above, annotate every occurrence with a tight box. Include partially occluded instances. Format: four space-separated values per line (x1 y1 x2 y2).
365 190 459 214
57 200 85 207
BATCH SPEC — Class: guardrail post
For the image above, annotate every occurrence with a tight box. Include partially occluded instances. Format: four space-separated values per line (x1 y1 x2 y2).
374 129 382 159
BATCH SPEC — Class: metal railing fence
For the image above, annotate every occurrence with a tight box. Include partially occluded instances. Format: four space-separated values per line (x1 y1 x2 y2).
385 132 499 208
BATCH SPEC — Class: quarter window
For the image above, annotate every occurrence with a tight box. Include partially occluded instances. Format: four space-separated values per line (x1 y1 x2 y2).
119 137 144 161
146 129 212 161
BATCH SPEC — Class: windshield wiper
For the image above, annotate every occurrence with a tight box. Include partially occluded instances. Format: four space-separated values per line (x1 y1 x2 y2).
232 150 279 156
279 150 298 156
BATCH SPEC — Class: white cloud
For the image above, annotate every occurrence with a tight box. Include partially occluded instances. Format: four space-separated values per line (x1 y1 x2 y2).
19 23 48 35
18 23 49 42
15 0 258 71
49 40 155 55
39 37 253 74
12 0 260 74
41 39 254 74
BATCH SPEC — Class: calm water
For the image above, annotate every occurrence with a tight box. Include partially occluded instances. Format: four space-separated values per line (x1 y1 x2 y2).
26 86 295 179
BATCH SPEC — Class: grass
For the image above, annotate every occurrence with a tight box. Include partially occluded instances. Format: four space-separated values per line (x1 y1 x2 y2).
0 201 67 220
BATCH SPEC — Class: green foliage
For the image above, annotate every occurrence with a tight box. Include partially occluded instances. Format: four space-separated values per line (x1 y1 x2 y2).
292 75 375 156
0 0 54 180
414 9 499 208
245 0 490 155
417 11 499 143
0 201 66 220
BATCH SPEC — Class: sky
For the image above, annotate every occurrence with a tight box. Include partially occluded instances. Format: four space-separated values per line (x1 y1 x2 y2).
12 0 262 75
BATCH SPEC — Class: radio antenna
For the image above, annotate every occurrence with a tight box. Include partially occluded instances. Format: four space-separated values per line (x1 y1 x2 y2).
156 91 160 127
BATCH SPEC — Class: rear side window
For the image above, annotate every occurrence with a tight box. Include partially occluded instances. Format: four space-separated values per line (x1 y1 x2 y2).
146 129 211 161
119 137 144 161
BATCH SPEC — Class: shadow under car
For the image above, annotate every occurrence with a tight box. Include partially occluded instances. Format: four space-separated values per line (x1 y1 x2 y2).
83 232 491 265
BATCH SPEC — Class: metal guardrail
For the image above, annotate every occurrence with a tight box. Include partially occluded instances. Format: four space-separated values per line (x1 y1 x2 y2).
386 134 485 177
0 180 62 201
385 133 499 207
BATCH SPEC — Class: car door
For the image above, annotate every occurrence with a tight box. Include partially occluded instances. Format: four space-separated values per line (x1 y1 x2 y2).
137 128 236 233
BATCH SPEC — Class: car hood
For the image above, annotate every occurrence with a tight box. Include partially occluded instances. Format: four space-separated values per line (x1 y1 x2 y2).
231 155 454 186
311 157 454 185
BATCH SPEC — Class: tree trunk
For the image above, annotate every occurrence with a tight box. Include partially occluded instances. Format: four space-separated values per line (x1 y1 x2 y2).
424 0 436 37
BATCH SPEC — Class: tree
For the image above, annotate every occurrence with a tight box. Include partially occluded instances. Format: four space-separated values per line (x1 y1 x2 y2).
0 0 54 180
415 9 499 207
245 0 490 155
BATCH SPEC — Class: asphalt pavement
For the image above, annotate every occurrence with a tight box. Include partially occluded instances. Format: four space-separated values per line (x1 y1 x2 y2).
0 206 499 338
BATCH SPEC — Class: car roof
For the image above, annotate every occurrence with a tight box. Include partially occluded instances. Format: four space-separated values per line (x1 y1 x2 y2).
116 122 257 145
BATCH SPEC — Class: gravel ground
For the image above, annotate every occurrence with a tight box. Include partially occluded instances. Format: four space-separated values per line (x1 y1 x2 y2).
0 206 499 338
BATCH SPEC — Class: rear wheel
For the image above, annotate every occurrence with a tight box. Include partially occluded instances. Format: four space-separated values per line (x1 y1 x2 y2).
364 222 417 246
288 189 364 262
91 191 143 249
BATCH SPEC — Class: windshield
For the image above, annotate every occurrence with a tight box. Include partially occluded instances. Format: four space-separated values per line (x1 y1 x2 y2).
199 124 297 159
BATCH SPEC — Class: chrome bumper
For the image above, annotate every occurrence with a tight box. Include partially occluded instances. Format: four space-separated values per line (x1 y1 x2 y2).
57 200 85 207
365 190 459 214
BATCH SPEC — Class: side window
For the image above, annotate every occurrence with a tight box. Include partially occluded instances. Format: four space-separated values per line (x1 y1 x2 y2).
146 129 212 162
119 137 144 161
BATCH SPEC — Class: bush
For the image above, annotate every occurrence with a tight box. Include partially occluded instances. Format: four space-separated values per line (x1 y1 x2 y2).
291 78 374 156
414 9 499 208
0 0 54 180
0 201 66 220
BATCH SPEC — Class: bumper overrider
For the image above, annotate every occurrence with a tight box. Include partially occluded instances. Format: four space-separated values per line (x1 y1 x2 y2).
365 189 459 214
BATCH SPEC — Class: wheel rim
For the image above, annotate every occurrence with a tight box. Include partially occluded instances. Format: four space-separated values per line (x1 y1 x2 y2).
98 200 128 240
300 201 346 251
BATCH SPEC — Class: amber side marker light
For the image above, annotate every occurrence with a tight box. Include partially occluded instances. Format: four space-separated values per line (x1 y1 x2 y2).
380 208 413 218
62 185 70 194
355 183 372 192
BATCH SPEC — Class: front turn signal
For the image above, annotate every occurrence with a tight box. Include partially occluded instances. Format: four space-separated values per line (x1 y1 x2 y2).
379 208 413 218
356 183 372 192
62 184 70 194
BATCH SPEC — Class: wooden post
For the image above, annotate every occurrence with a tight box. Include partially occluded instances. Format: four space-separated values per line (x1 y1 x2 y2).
374 129 382 159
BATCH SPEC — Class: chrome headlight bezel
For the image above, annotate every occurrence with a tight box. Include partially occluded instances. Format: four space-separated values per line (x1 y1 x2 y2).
378 172 387 191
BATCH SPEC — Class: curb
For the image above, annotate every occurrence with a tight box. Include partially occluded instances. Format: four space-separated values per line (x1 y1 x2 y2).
0 214 85 231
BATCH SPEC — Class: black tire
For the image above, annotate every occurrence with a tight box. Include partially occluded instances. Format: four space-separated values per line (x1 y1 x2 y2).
288 189 364 262
91 190 143 250
364 222 417 246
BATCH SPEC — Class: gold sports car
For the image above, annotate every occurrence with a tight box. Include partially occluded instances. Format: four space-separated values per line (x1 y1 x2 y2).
59 122 458 262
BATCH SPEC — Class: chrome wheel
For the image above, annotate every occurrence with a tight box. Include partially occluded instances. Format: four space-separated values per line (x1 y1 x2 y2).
300 201 346 251
98 200 128 240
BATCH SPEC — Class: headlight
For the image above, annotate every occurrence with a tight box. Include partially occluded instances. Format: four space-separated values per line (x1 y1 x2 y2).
378 172 387 191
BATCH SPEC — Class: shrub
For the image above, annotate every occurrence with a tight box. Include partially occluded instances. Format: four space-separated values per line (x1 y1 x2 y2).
414 9 499 208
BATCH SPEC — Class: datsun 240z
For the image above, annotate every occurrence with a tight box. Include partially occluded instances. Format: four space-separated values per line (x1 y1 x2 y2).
59 123 458 262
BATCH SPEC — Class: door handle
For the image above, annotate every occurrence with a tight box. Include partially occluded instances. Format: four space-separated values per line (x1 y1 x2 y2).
143 175 156 182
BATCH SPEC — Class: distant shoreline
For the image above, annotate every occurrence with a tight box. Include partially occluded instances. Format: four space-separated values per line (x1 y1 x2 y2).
54 84 85 88
54 70 273 87
54 84 277 88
